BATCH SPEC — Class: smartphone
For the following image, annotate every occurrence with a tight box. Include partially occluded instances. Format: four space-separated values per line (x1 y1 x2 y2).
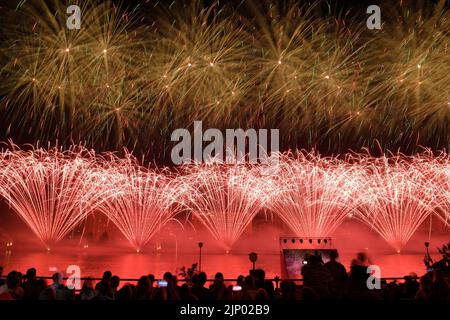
158 280 168 288
232 285 242 292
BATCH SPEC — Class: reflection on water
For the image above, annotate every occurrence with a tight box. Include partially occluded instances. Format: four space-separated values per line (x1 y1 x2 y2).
1 219 447 280
0 247 430 280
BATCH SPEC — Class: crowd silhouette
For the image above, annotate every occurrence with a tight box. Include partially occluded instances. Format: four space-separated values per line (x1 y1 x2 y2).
0 250 448 301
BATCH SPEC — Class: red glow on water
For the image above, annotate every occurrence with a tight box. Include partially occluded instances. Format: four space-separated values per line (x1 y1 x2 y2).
1 220 448 280
0 146 448 262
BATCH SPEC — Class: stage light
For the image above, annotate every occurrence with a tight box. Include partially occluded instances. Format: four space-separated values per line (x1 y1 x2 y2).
283 239 287 244
291 239 295 244
318 239 321 244
300 239 303 244
309 239 312 244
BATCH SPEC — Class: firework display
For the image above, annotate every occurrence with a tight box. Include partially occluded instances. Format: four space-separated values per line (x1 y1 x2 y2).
145 1 253 126
0 147 447 251
0 0 448 156
425 154 450 225
353 156 439 252
438 164 450 223
94 155 184 252
1 0 450 309
179 162 270 251
368 0 450 144
264 153 361 239
0 150 8 199
0 146 112 247
0 0 147 147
